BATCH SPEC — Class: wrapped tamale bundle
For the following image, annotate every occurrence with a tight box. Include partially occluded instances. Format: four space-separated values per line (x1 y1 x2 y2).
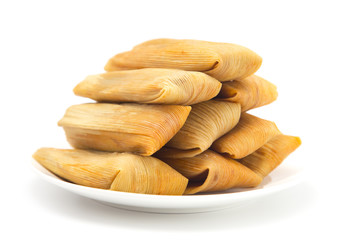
104 38 262 82
216 75 278 111
58 103 191 156
161 150 262 194
73 68 222 105
33 148 188 195
155 100 241 158
212 113 281 159
239 135 301 178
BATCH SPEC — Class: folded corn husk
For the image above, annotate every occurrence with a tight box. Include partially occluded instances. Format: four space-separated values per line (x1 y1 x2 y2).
73 68 221 105
104 39 262 82
216 75 278 111
239 135 301 178
156 100 241 158
58 103 191 156
212 113 281 159
161 150 262 194
33 148 188 195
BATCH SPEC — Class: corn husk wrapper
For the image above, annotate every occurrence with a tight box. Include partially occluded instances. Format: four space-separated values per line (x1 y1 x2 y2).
217 75 278 111
212 113 281 159
156 100 241 158
104 39 262 82
74 68 221 105
33 148 188 195
58 103 191 156
162 150 262 194
239 135 301 178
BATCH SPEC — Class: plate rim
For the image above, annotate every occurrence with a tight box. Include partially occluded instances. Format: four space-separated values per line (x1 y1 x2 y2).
31 158 304 210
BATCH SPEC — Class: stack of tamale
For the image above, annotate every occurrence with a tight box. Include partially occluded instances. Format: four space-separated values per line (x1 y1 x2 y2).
33 39 301 195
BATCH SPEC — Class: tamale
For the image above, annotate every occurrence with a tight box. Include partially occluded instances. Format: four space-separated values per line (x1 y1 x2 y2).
58 103 191 156
239 135 301 178
33 148 188 195
212 113 281 159
74 68 221 105
156 100 241 158
162 150 262 194
104 39 262 82
216 75 278 111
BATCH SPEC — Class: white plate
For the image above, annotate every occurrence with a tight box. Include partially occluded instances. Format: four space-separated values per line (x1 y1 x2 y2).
31 158 304 214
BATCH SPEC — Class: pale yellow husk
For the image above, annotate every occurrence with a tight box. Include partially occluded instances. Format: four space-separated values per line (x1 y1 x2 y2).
156 100 241 158
217 75 278 111
58 103 191 156
104 38 262 82
161 150 262 194
239 135 301 178
33 148 188 195
212 113 281 159
74 68 221 105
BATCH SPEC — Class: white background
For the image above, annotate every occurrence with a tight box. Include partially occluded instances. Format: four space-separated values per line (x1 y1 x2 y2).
1 0 337 239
